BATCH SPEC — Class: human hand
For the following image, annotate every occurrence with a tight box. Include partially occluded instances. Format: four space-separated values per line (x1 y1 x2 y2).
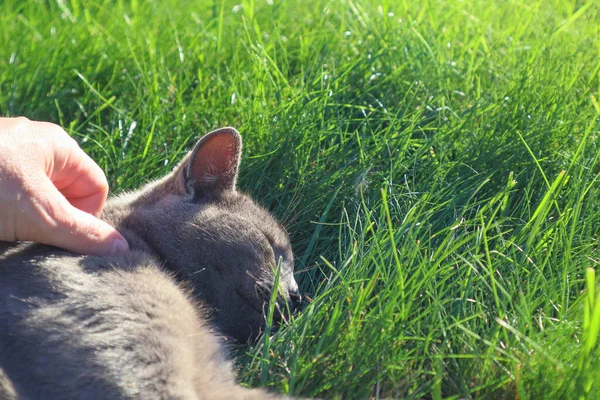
0 117 129 255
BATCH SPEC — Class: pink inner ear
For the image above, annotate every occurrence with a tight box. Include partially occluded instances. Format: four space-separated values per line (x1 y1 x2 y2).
189 132 240 188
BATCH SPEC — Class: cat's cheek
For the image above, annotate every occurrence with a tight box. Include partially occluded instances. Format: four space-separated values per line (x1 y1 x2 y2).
216 306 265 342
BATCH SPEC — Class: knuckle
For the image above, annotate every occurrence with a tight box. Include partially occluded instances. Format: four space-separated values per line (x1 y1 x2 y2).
12 116 32 132
41 122 68 138
36 121 74 142
15 116 31 124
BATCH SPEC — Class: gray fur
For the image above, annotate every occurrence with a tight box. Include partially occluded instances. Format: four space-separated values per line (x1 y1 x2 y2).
0 128 300 399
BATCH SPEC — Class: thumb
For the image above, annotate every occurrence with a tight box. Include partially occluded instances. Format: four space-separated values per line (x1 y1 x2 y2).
32 179 129 256
49 205 130 256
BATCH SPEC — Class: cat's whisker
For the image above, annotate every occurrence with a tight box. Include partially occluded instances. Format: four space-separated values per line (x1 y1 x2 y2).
244 269 260 282
294 265 319 274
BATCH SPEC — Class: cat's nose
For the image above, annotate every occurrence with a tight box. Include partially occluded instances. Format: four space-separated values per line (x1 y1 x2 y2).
289 290 302 313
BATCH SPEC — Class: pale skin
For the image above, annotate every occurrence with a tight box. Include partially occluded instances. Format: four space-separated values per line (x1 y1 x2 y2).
0 117 129 255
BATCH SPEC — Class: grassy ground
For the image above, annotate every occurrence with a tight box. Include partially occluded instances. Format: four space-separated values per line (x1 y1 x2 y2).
2 0 600 398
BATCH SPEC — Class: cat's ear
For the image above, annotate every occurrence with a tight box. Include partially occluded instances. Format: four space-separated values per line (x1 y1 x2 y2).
176 127 242 196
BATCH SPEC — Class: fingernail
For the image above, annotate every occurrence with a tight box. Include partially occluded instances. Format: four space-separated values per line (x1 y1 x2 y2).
110 238 129 255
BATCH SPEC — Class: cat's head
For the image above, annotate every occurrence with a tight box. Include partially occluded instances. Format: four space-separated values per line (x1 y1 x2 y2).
107 128 301 342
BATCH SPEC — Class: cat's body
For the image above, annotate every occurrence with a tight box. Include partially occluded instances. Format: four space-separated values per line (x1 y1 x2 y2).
0 128 300 399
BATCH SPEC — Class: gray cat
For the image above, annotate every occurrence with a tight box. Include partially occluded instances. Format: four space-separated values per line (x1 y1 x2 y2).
0 128 301 399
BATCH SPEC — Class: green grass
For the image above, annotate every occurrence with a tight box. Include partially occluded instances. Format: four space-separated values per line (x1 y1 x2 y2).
2 0 600 398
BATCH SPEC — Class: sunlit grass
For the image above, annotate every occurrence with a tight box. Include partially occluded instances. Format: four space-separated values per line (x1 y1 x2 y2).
1 0 600 398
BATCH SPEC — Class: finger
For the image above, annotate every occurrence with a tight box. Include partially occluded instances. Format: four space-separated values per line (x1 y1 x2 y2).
68 193 108 218
29 178 129 256
50 206 130 256
50 142 109 218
